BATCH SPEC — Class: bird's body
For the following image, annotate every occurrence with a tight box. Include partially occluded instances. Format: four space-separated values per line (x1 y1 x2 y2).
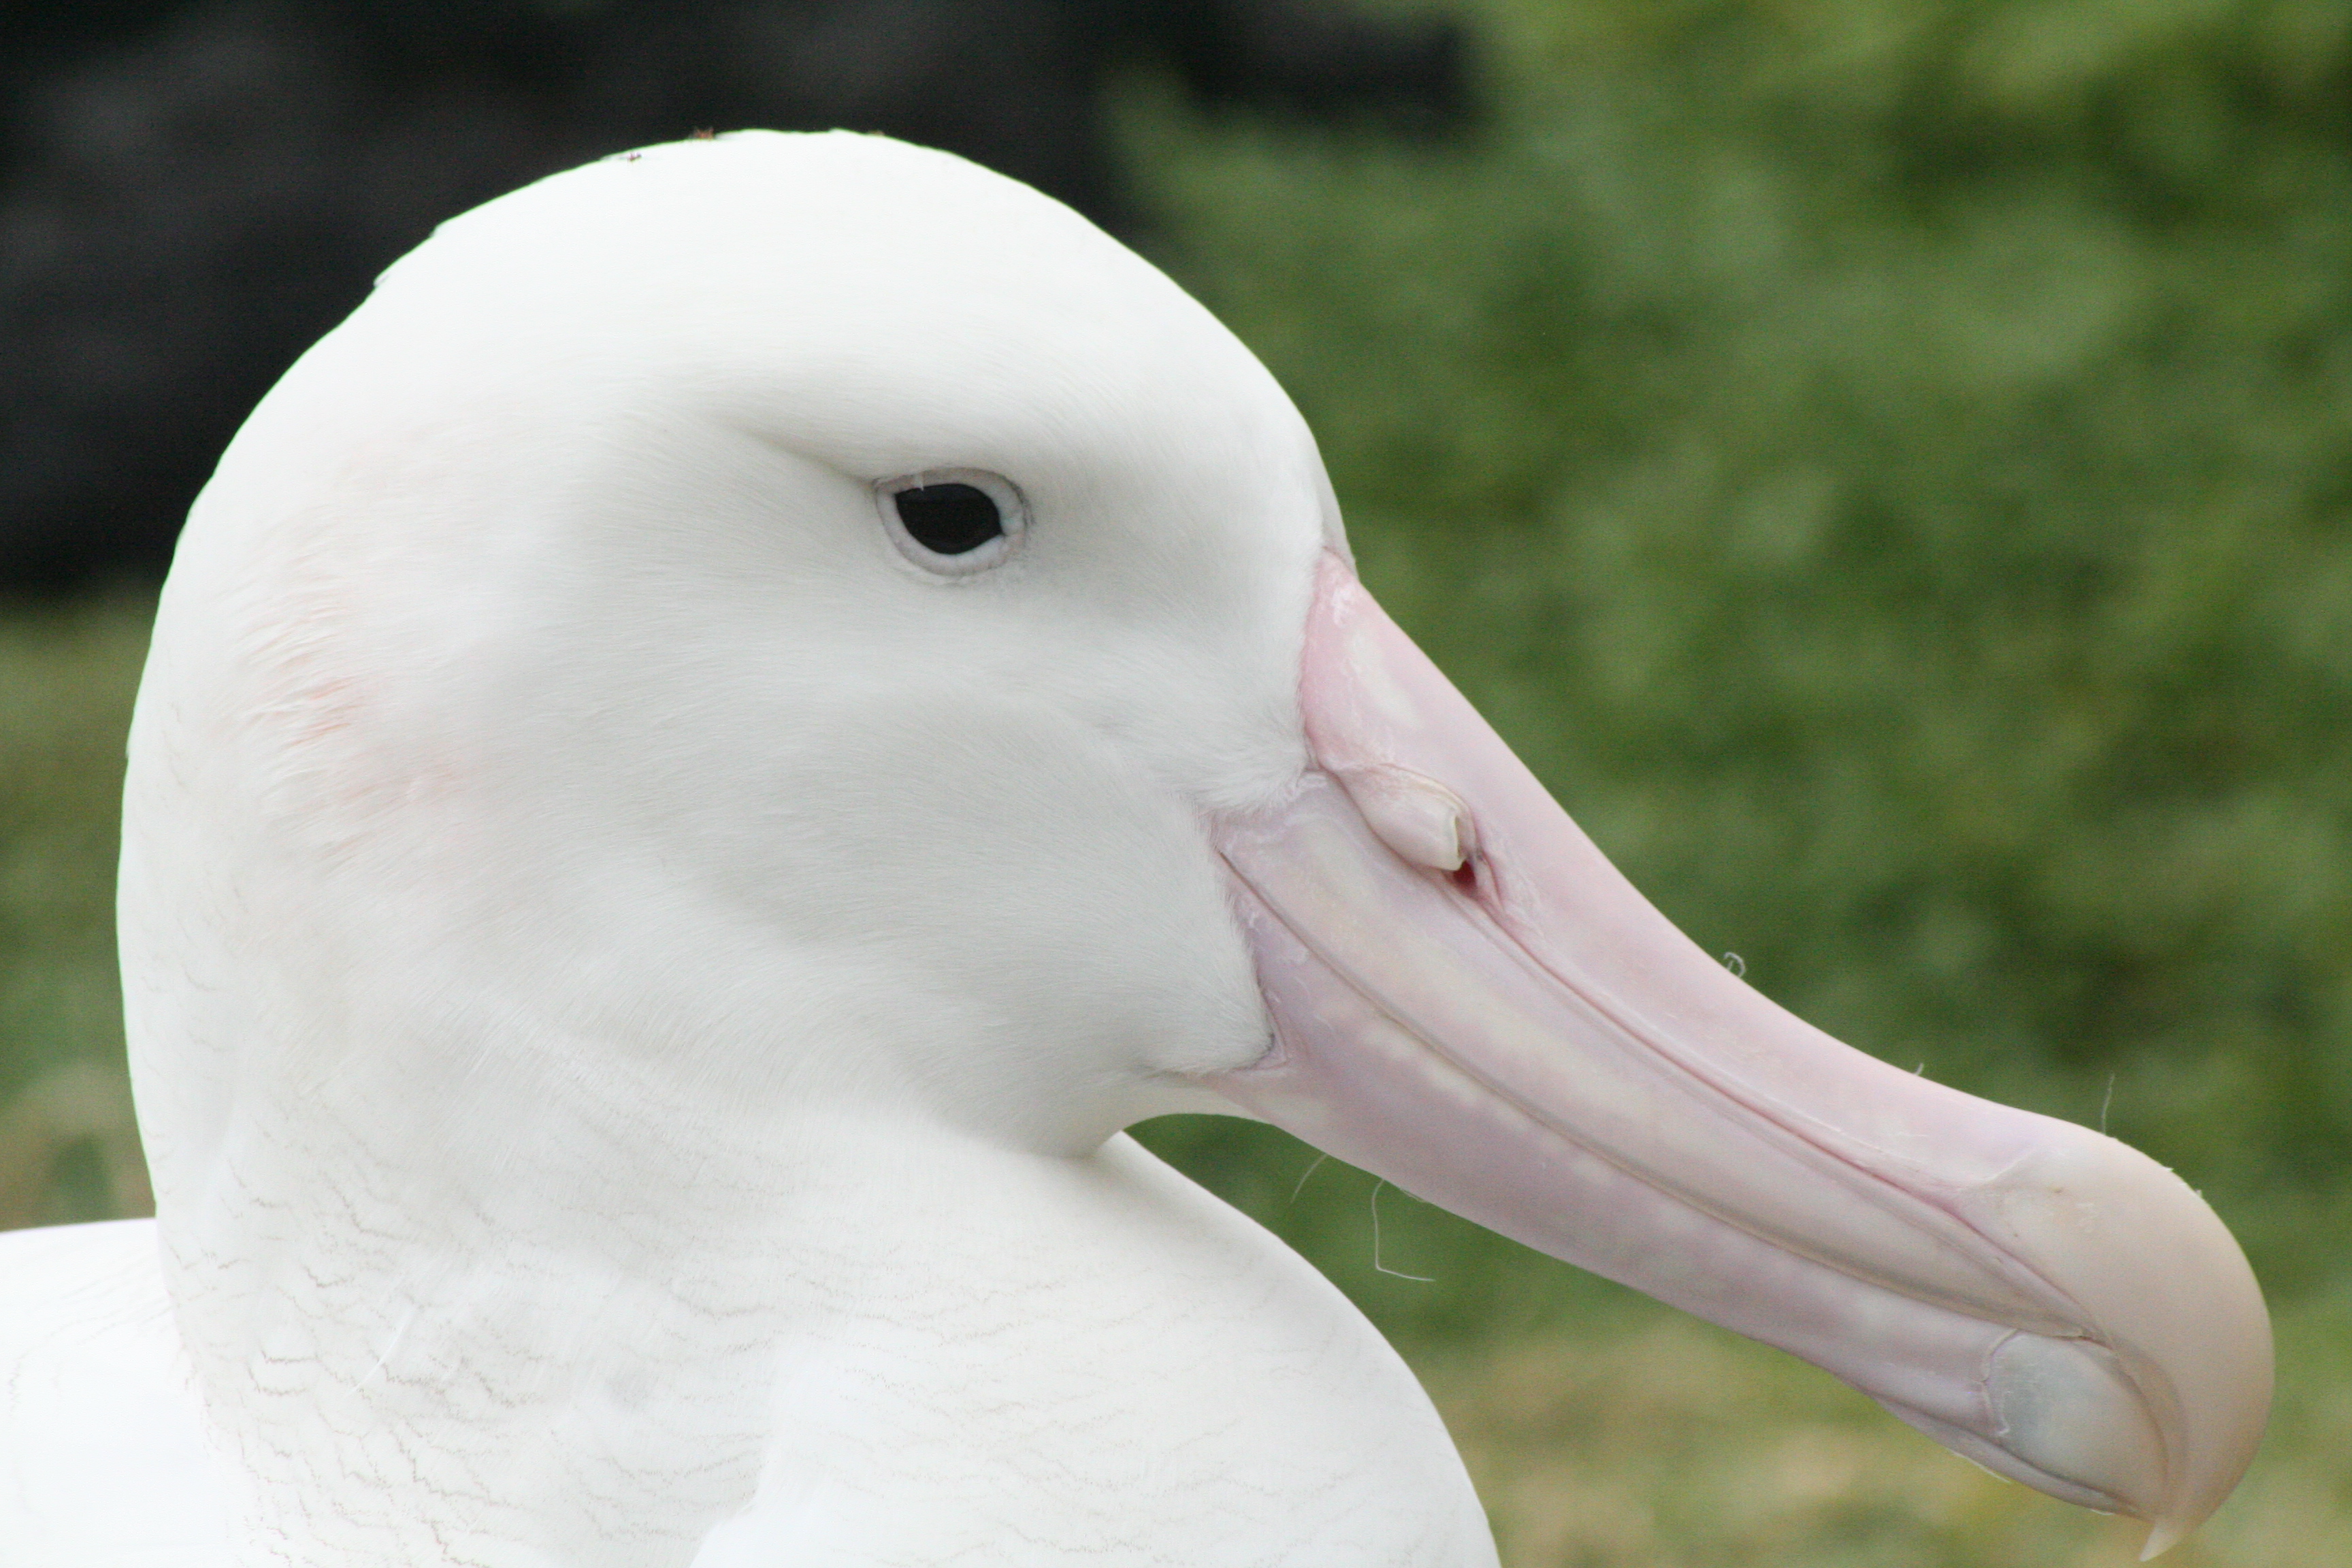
0 130 2267 1566
3 1147 1486 1565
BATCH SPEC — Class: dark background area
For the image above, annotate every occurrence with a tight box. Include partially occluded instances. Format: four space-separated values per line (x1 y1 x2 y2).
0 0 1467 587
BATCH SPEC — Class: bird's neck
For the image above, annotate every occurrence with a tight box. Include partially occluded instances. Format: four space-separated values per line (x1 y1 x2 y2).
164 1106 1471 1566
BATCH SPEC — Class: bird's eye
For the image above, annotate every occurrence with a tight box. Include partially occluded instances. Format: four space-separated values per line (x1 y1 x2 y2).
896 485 999 553
875 470 1027 577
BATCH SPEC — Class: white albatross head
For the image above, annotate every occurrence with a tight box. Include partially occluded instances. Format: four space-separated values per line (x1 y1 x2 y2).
120 131 2267 1563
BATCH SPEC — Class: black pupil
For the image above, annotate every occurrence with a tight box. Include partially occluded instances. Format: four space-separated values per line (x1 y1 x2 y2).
894 483 1003 555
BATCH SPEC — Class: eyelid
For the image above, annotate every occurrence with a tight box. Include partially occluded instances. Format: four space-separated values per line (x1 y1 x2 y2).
874 468 1029 578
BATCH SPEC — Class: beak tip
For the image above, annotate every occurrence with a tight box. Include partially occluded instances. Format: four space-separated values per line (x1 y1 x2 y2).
1967 1122 2272 1552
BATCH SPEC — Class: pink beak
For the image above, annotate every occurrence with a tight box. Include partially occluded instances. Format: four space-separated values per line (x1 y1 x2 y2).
1205 552 2270 1558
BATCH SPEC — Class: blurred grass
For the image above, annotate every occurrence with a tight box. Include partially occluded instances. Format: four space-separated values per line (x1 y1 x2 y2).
5 0 2350 1560
0 593 150 1230
1424 1290 2352 1567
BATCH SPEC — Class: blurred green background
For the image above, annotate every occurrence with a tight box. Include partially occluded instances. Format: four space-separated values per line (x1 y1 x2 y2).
4 1 2347 1562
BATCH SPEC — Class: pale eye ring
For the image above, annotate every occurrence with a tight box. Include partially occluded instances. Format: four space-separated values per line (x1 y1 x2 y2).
875 469 1028 577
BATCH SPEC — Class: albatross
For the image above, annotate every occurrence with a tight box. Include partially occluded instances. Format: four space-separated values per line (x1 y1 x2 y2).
0 131 2269 1567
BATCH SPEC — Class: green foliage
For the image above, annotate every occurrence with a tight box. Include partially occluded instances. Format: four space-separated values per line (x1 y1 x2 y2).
1124 0 2352 1316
